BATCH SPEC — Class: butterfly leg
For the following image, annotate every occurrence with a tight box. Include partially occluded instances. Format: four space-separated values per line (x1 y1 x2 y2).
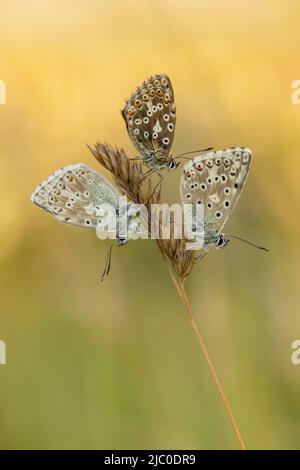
143 172 164 205
130 156 144 161
138 168 157 185
194 249 209 263
100 242 115 281
153 172 164 199
156 172 163 199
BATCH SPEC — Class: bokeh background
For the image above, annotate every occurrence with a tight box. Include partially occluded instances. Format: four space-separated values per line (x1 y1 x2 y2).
0 0 299 450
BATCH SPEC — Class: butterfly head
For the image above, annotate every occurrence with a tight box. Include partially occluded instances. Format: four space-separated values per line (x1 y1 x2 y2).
116 235 128 246
167 158 180 171
215 233 229 249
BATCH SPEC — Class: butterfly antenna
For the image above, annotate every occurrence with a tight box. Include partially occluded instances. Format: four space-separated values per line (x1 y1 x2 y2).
100 242 115 281
174 147 214 161
227 235 269 252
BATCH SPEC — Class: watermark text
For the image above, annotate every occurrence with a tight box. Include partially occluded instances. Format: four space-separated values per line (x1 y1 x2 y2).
0 81 6 104
0 340 6 364
291 340 300 365
291 80 300 105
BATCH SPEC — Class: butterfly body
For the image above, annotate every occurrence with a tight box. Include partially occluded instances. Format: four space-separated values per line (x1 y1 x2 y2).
181 147 252 253
122 74 179 172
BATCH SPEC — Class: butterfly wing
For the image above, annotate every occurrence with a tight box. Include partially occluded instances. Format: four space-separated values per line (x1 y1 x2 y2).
180 147 252 233
122 74 176 163
31 164 120 228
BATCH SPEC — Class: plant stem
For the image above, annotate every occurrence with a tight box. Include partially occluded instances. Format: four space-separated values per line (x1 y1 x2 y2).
166 262 246 450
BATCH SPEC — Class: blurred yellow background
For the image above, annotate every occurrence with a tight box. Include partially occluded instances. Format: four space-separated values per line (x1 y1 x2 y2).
0 0 300 449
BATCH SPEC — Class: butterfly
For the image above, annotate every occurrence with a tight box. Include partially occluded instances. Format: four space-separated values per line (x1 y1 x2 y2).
180 147 268 256
31 163 144 279
122 74 179 174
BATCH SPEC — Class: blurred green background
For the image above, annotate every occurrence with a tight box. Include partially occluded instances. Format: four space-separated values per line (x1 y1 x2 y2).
0 0 300 450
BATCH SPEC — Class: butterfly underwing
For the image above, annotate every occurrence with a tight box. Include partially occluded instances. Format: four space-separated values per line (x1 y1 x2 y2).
180 147 252 251
31 163 141 245
122 73 179 171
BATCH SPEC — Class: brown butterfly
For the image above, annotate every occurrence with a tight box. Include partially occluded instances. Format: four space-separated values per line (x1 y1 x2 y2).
122 74 179 175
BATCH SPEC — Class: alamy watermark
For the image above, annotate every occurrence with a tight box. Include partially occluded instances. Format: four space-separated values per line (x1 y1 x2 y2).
0 340 6 364
94 196 205 250
0 80 6 104
291 80 300 105
291 340 300 365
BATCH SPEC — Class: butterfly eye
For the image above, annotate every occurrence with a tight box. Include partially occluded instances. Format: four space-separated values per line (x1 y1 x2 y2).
146 110 152 117
163 114 170 121
224 188 230 194
142 94 149 101
143 117 149 124
216 235 227 247
157 103 163 110
162 137 169 145
154 79 161 86
133 128 140 135
156 88 163 96
168 160 177 170
152 105 157 113
167 123 174 132
152 132 158 140
149 89 156 97
224 201 230 208
215 211 222 218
